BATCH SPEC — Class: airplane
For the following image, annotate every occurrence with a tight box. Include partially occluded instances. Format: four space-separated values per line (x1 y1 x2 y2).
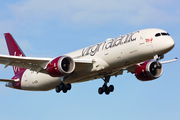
0 28 177 95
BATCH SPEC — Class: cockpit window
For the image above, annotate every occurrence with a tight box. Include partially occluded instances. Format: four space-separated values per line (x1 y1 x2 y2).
161 33 169 36
155 32 170 37
155 33 161 37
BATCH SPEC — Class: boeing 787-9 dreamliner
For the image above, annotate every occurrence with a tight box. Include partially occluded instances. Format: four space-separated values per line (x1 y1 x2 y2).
0 28 177 95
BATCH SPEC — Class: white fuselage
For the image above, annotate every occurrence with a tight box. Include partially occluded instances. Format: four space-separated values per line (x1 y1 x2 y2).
6 28 175 91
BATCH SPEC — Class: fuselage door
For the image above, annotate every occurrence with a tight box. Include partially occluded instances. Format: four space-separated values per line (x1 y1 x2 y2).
139 33 146 45
138 32 155 60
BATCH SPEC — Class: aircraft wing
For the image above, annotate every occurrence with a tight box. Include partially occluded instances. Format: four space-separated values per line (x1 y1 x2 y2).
73 59 93 72
125 58 178 74
0 54 52 73
0 54 93 73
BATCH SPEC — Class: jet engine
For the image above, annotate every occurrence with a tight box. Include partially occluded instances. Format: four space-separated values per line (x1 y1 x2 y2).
46 56 75 77
135 60 163 81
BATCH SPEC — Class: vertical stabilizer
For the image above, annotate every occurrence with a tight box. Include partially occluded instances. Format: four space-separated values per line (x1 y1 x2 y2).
4 33 26 75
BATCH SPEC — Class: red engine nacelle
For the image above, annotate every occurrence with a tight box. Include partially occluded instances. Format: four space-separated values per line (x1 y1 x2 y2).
46 56 75 77
135 60 163 81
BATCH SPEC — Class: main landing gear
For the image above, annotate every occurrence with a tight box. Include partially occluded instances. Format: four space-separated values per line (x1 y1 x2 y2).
98 76 114 95
55 76 115 95
55 82 72 93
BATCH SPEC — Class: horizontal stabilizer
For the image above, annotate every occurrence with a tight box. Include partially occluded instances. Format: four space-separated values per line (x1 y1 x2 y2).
0 78 19 83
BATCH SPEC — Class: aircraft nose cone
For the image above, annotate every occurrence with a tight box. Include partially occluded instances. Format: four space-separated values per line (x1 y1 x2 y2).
166 37 175 51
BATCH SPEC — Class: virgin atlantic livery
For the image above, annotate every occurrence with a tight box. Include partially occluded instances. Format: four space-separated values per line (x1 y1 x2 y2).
0 28 177 95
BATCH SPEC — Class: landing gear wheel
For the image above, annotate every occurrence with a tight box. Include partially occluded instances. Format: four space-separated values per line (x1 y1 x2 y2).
102 84 107 92
55 82 72 94
59 82 65 90
109 85 114 92
98 87 103 94
105 88 110 95
55 86 60 93
63 88 67 93
66 83 71 90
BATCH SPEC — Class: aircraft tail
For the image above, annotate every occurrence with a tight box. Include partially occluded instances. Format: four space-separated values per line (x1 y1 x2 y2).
4 33 26 75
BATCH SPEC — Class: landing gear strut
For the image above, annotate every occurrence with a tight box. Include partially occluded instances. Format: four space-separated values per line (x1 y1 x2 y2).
55 82 71 93
154 54 164 69
98 76 114 95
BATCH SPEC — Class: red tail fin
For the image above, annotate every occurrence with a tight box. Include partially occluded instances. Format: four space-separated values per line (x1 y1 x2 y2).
4 33 26 75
